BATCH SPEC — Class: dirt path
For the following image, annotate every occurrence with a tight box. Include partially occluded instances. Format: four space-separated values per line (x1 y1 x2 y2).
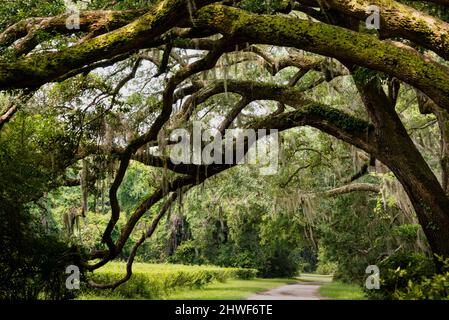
247 282 323 300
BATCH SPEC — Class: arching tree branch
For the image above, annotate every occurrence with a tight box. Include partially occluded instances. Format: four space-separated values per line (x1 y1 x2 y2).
194 4 449 109
0 0 217 90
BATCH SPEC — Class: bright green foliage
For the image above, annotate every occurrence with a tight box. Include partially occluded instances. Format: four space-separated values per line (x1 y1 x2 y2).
390 257 449 299
364 251 435 300
0 105 80 300
318 193 418 283
156 165 308 277
88 0 157 10
83 262 257 299
0 0 64 29
316 246 338 275
394 262 449 299
319 281 367 300
0 109 77 206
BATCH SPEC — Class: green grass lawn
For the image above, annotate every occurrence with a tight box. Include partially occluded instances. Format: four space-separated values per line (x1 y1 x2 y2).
80 278 297 300
80 276 367 300
164 278 298 300
78 263 364 300
319 281 366 300
296 273 366 300
78 262 258 300
166 273 365 300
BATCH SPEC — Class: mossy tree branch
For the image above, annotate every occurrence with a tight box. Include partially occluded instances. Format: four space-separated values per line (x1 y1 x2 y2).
0 10 146 56
321 0 449 60
0 0 216 90
194 4 449 110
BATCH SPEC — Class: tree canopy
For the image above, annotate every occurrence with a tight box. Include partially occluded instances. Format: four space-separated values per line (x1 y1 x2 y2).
1 0 449 295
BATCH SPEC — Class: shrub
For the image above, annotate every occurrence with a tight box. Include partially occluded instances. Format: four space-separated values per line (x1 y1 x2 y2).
394 273 449 300
0 206 76 300
393 257 449 300
230 268 258 280
167 240 205 265
84 263 257 299
258 247 301 278
364 251 435 300
316 246 338 275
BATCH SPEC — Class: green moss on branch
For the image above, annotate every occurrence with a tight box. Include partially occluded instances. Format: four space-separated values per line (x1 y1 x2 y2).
195 5 449 110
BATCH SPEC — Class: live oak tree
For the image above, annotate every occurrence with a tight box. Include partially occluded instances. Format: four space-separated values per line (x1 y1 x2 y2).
1 0 449 288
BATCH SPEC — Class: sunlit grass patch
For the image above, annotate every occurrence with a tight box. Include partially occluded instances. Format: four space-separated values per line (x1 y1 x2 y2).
319 281 366 300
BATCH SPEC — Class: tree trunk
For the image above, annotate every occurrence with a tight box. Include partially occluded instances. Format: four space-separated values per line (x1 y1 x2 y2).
354 74 449 267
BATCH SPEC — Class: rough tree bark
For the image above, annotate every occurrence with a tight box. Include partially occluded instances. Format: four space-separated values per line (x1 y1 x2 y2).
353 74 449 264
